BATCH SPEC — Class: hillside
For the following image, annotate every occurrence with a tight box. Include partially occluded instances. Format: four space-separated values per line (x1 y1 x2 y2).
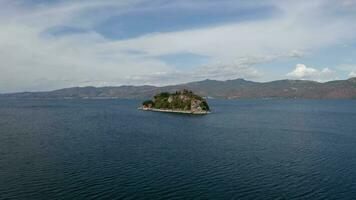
2 78 356 99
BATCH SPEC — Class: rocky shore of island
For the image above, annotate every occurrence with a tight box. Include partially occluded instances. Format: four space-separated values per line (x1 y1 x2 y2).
138 107 210 115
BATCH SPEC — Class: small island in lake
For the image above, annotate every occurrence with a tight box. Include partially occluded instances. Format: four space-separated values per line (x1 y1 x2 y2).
139 90 210 115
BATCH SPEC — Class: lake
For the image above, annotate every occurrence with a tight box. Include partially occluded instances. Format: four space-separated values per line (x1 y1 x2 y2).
1 99 356 199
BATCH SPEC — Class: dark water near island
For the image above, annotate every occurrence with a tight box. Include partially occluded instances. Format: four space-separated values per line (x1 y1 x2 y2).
1 99 356 200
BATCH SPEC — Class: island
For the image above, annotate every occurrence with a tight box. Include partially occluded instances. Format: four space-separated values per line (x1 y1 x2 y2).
139 90 210 115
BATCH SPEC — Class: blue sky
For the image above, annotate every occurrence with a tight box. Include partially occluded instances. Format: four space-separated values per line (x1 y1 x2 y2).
1 0 356 92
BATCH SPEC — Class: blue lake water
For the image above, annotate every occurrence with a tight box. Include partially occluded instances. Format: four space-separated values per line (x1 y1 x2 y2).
1 99 356 199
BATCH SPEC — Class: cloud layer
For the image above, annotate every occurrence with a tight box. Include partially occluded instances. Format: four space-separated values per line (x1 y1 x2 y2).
287 64 336 82
1 0 356 92
349 71 356 78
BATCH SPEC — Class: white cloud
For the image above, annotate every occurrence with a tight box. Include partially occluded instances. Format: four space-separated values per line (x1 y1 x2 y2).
117 59 262 86
336 64 356 78
349 71 356 77
0 0 356 92
287 64 318 79
287 64 336 81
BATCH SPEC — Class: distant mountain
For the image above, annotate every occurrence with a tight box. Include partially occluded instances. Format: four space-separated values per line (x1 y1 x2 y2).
2 78 356 99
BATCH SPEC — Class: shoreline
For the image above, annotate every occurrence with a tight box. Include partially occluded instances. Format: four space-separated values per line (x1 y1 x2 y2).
138 107 210 115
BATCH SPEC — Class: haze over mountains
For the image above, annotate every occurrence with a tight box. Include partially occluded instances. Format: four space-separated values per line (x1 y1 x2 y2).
2 78 356 99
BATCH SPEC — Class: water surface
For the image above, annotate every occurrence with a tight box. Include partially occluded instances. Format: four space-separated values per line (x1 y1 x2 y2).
1 99 356 199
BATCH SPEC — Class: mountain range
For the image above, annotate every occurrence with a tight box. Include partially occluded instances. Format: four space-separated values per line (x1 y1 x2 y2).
2 78 356 99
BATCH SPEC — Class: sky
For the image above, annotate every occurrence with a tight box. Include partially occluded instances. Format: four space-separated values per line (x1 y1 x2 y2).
1 0 356 93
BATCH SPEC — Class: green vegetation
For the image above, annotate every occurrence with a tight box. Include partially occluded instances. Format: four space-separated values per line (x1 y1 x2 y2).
142 90 210 112
199 101 210 111
142 100 154 107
